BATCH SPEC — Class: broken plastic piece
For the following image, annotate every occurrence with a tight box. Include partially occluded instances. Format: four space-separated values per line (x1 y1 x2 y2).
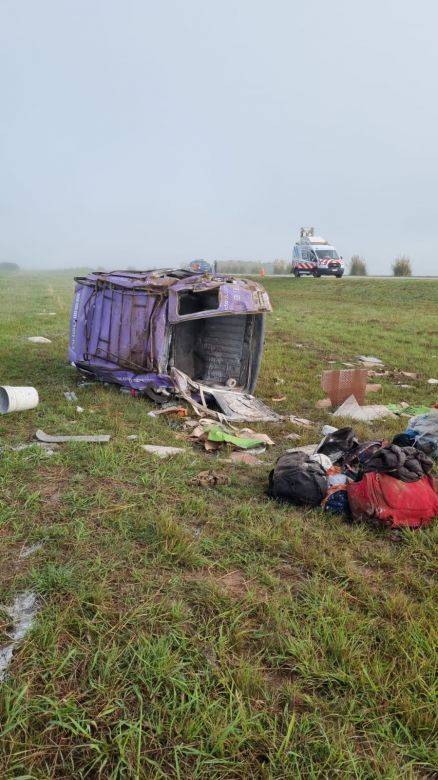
289 415 313 427
206 427 270 450
64 391 78 402
356 355 384 365
333 395 395 422
0 591 39 681
27 336 51 343
427 378 438 385
35 429 111 443
141 445 186 458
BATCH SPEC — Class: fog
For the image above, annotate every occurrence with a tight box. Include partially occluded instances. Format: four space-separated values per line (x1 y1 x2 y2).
1 0 437 274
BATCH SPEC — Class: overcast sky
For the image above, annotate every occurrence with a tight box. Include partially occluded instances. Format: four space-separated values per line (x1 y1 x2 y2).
1 0 437 274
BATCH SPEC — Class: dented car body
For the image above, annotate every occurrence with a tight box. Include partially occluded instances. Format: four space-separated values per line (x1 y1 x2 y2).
69 269 278 421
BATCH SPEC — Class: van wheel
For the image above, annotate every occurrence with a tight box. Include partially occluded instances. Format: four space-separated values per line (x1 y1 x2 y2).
293 270 301 278
335 272 343 278
313 271 321 278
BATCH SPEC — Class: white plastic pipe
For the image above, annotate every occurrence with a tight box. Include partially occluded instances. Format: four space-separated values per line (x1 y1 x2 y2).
0 386 39 414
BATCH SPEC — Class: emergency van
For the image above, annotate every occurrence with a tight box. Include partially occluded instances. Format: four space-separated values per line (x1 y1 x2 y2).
291 228 344 278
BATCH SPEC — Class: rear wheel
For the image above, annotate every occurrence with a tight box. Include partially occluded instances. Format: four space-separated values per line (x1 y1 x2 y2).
313 270 321 278
335 272 343 278
293 269 301 278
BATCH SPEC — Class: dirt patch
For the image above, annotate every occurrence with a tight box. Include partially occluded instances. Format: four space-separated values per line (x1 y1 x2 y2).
275 562 312 592
216 570 250 597
184 568 255 599
33 468 71 508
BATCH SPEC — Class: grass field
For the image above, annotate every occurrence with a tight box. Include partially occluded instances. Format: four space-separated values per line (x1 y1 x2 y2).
0 271 437 778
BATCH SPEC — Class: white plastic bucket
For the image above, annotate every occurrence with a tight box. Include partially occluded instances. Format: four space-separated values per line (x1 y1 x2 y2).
0 386 39 414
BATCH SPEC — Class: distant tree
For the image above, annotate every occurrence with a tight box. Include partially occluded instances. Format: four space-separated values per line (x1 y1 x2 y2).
273 259 289 274
217 260 264 275
392 255 412 277
0 261 20 273
349 255 367 276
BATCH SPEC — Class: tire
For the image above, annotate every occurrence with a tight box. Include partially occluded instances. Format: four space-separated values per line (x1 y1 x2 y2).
313 271 321 278
293 269 301 278
335 272 343 278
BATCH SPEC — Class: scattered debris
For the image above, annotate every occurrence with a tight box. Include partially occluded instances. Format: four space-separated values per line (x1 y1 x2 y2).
427 378 438 385
19 542 44 559
126 434 139 440
189 420 274 452
190 471 230 487
64 391 78 402
148 405 188 418
286 444 317 456
0 591 39 681
27 336 51 344
35 429 111 443
274 376 285 385
407 410 438 458
285 432 301 441
229 451 265 466
75 406 84 413
141 445 186 458
333 395 395 422
172 369 282 423
315 398 332 409
12 442 58 457
0 386 39 414
367 369 389 378
288 415 313 428
366 383 382 393
322 424 339 435
400 371 419 379
356 355 384 366
271 395 286 403
387 403 430 416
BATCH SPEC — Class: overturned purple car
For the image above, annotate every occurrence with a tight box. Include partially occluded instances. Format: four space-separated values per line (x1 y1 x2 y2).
69 269 278 421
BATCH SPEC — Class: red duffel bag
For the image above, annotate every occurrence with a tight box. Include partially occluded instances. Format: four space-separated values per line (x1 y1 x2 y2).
347 473 438 529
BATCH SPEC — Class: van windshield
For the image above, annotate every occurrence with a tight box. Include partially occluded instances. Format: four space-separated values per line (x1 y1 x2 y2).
315 249 339 259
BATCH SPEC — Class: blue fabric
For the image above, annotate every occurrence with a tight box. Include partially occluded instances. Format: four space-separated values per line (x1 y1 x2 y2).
325 489 350 515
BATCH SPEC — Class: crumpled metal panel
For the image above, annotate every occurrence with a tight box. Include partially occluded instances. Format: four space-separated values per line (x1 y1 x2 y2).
69 269 275 421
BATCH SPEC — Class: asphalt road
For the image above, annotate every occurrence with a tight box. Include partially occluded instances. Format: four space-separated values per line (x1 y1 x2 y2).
264 275 437 280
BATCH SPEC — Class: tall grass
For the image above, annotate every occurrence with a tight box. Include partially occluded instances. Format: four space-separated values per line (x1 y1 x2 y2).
0 272 437 777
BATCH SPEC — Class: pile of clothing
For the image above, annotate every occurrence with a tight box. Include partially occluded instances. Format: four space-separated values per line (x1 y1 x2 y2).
268 420 438 529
